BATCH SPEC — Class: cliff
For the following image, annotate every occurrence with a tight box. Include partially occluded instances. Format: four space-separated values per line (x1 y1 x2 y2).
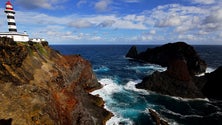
0 37 112 125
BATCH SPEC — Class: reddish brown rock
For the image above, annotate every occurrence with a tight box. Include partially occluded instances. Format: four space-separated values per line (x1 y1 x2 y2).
167 59 191 81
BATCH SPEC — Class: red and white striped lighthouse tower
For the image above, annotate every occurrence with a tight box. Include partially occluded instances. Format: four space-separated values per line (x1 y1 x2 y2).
4 0 17 32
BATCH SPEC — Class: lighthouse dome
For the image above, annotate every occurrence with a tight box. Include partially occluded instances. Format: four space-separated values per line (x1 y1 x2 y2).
6 1 13 10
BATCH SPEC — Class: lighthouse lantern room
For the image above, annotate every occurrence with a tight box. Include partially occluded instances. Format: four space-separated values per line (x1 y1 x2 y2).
0 0 29 42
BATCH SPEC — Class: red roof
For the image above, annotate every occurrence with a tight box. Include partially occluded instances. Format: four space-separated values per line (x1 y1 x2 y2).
6 1 12 6
5 1 13 10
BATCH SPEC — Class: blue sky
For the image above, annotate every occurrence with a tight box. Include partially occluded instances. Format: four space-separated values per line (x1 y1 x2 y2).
0 0 222 45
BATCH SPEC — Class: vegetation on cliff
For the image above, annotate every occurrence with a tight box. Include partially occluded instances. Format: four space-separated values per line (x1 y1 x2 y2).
0 37 112 125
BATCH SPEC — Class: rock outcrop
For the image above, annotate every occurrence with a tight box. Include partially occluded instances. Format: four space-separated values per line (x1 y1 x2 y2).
0 37 112 125
149 109 169 125
127 42 221 99
126 45 138 59
126 42 207 75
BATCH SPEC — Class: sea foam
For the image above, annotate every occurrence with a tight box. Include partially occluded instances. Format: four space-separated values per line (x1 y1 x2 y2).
124 80 150 95
196 67 215 76
93 65 110 72
106 115 134 125
91 78 135 125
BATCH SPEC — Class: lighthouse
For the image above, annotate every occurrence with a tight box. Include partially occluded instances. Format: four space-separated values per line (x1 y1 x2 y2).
0 1 29 42
5 1 17 32
0 1 46 42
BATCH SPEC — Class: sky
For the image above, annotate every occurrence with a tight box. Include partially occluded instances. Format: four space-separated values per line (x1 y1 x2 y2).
0 0 222 45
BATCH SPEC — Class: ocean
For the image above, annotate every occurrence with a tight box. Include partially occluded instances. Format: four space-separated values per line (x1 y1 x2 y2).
51 45 222 125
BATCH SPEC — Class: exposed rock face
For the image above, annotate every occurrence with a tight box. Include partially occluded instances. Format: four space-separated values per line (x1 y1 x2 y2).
167 59 191 81
126 42 207 75
149 109 169 125
0 37 112 125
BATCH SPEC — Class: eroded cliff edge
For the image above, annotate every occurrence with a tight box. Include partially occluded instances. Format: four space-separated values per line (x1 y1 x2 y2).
0 37 112 125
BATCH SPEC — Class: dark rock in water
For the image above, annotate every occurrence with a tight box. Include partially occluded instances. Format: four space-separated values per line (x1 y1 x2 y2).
202 66 222 100
133 42 205 98
149 109 169 125
137 64 222 99
136 71 204 98
126 42 207 75
0 37 112 125
126 45 138 59
132 42 222 99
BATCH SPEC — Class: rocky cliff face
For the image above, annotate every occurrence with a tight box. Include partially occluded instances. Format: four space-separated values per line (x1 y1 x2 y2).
0 37 112 125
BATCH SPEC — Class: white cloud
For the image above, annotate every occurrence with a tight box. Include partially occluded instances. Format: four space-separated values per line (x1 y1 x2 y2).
139 2 222 44
67 14 148 30
218 32 222 38
175 16 201 33
155 14 181 27
99 20 115 27
38 26 103 43
178 34 196 41
192 0 215 5
94 0 112 11
147 3 222 38
149 30 156 35
123 14 145 22
16 11 69 25
16 0 67 9
89 36 102 40
201 8 222 31
68 19 93 28
150 4 207 30
198 30 208 35
77 0 87 7
114 20 147 30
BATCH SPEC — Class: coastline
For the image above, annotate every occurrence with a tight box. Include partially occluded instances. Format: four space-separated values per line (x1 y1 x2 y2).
51 44 222 124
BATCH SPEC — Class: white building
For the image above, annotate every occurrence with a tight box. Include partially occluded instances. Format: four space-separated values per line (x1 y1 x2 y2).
29 38 46 42
0 32 29 42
